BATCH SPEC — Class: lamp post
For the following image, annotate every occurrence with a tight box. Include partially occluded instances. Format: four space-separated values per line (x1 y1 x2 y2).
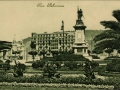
61 20 64 52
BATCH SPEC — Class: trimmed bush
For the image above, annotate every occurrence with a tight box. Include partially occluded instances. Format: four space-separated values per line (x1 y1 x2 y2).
104 56 120 60
55 54 88 61
106 59 120 72
13 62 26 77
42 53 88 61
32 60 45 69
91 55 100 59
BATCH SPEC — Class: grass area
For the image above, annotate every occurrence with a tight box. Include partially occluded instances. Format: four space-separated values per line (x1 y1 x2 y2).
26 68 85 74
0 86 97 90
95 60 112 64
0 59 112 75
58 71 84 74
3 68 85 74
99 71 120 77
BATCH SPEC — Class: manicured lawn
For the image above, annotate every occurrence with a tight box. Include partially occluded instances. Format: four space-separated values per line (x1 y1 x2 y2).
5 67 85 74
99 71 120 77
0 86 94 90
95 60 111 64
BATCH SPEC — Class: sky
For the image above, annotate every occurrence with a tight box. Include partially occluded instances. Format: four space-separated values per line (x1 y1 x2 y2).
0 1 120 42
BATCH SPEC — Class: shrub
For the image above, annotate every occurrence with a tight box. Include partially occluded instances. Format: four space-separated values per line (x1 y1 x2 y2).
84 60 99 82
32 62 39 68
43 57 56 61
43 62 57 78
64 61 78 70
91 55 100 59
53 61 61 69
32 60 46 69
28 51 38 61
104 56 120 60
106 59 120 72
55 54 88 61
92 78 104 85
58 67 69 71
114 80 120 90
13 62 26 77
51 51 59 56
5 60 11 70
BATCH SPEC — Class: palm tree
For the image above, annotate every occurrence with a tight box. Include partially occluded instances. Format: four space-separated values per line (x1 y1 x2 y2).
93 10 120 54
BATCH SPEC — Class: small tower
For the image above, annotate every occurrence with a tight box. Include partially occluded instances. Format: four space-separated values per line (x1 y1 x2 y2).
73 8 88 56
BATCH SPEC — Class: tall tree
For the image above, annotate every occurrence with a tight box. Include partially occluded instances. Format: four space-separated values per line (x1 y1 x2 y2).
30 41 36 49
28 41 37 61
93 10 120 53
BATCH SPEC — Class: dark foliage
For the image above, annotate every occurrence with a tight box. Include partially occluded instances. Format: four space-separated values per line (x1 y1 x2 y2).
30 41 36 49
28 51 38 61
32 60 46 68
91 55 100 59
55 53 88 61
84 60 99 82
64 61 78 70
51 51 59 56
28 51 37 55
39 50 47 57
12 51 21 54
0 41 12 51
106 59 120 72
93 10 120 53
105 48 113 56
13 61 26 77
43 62 58 78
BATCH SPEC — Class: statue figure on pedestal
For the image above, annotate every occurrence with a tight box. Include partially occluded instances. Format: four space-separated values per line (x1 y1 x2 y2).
78 9 83 20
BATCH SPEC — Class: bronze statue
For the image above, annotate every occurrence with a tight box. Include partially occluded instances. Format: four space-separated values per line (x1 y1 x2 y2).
78 9 83 20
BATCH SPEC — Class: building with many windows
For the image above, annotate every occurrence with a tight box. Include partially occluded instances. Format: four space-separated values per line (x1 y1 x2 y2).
32 31 75 53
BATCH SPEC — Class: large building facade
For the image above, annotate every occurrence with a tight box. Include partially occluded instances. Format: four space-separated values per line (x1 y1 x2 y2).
32 31 75 52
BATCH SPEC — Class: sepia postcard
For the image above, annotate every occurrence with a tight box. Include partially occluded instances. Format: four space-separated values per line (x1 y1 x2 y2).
0 0 120 90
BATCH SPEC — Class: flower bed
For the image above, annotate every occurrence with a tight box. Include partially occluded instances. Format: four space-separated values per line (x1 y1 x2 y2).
0 82 114 89
1 74 120 89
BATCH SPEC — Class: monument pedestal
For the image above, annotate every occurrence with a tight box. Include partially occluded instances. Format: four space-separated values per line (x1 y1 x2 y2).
72 8 89 56
73 42 89 56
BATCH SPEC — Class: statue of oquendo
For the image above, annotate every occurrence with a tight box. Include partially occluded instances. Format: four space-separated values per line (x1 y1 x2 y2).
78 9 83 20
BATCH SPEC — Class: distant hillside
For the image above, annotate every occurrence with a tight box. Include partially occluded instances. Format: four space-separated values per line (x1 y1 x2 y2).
85 30 105 40
85 30 105 51
23 37 31 45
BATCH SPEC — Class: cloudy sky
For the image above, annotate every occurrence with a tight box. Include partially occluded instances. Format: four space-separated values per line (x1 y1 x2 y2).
0 1 120 42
